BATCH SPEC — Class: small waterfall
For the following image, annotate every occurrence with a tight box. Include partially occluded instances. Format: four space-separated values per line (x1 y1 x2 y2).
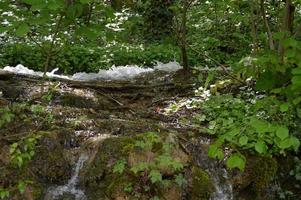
44 154 88 200
189 138 234 200
209 168 233 200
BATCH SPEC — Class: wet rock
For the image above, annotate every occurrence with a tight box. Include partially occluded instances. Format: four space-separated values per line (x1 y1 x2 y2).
31 132 72 184
232 156 278 199
80 137 134 199
0 81 23 100
128 146 189 176
0 70 14 80
58 93 97 109
190 166 215 200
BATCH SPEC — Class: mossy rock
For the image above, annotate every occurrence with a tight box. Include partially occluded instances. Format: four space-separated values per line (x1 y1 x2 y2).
0 71 14 80
26 181 44 199
233 156 278 199
160 184 182 200
105 174 136 200
58 92 97 108
31 132 72 184
191 166 215 200
80 136 135 199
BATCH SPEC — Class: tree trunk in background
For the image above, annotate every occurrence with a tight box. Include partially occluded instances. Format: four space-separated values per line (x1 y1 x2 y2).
181 45 189 72
260 0 275 50
143 0 174 42
250 0 259 54
279 0 295 62
180 0 189 72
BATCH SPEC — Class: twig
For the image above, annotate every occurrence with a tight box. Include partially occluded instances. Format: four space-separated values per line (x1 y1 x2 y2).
92 88 124 106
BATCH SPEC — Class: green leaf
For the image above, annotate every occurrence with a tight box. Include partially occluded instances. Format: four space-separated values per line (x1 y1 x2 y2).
16 23 30 36
249 117 269 133
48 1 62 10
208 144 224 160
279 138 293 149
280 103 289 112
256 71 276 91
239 136 248 146
254 140 267 154
148 170 162 183
292 67 301 75
17 181 26 194
174 174 187 187
290 137 300 151
292 76 301 87
226 154 246 171
293 96 301 105
131 162 149 174
113 159 126 174
276 126 289 140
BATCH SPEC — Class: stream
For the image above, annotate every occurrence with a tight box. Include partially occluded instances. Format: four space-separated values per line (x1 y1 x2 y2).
44 154 88 200
0 67 244 200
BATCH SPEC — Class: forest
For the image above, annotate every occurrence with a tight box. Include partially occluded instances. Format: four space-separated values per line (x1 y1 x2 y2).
0 0 301 199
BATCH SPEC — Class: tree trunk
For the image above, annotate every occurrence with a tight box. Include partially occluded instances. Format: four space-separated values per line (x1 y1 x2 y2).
250 0 259 54
278 0 295 62
180 0 189 72
44 52 52 76
181 45 189 72
260 0 275 50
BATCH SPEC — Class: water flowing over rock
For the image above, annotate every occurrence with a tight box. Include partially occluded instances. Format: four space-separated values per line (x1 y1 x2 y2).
0 69 276 200
187 138 234 200
44 154 88 200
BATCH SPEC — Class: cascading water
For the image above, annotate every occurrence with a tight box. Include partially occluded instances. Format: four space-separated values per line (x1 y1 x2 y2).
188 137 234 200
209 168 233 200
44 154 88 200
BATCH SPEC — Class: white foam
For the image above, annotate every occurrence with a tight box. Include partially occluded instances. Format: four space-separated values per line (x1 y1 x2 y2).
154 61 182 72
2 65 70 79
72 65 154 81
1 61 182 81
44 154 88 200
3 64 43 76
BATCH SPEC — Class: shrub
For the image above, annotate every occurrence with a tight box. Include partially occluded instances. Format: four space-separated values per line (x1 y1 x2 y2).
0 43 180 74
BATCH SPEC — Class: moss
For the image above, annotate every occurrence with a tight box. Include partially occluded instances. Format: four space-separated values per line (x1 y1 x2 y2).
105 174 134 199
250 156 278 196
28 181 44 199
234 156 278 199
191 166 214 200
31 133 72 183
59 93 96 108
83 136 134 177
80 136 135 200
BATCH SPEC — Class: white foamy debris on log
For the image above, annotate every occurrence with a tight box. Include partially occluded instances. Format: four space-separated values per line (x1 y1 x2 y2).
3 64 70 79
72 66 154 81
153 61 182 72
72 61 182 81
1 61 182 81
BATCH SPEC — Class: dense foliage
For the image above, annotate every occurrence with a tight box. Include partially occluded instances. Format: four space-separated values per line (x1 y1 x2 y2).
1 0 301 199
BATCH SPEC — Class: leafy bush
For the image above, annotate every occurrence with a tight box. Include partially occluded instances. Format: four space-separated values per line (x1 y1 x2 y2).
0 43 180 74
193 94 300 171
112 132 187 199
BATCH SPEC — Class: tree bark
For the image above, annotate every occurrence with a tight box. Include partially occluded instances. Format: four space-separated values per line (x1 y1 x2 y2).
260 0 275 50
278 0 295 62
250 0 259 54
179 0 191 72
